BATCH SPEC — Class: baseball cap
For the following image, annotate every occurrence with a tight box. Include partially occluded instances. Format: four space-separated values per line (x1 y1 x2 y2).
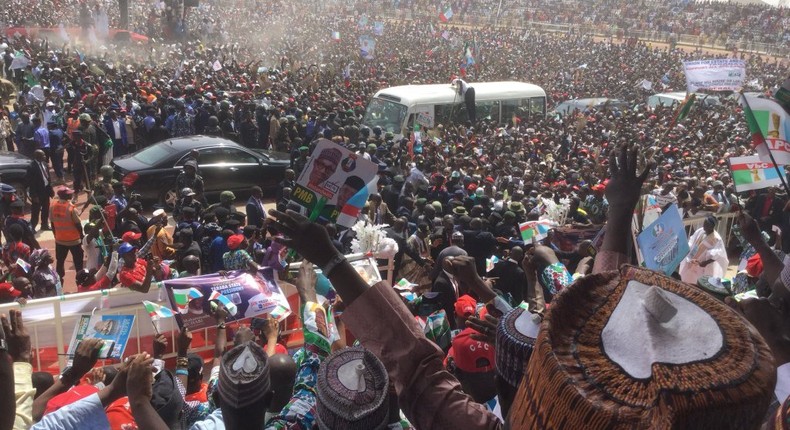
454 295 477 319
122 231 142 242
447 328 495 373
118 242 135 255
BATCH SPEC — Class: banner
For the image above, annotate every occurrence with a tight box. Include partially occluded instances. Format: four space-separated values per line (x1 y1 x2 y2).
729 155 786 192
359 35 376 59
164 268 290 330
67 314 135 360
636 204 689 276
290 139 378 223
682 59 746 92
741 95 790 165
519 220 553 242
373 21 384 36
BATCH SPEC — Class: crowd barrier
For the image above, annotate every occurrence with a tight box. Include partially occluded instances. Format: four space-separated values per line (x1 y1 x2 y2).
682 211 738 248
0 253 394 373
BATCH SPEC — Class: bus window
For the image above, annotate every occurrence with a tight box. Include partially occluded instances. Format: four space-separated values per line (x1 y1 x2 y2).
530 97 546 117
475 101 500 123
501 99 527 123
434 104 453 125
362 98 408 134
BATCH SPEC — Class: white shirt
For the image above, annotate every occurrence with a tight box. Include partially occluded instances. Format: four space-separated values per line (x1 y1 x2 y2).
82 236 101 271
453 79 469 96
39 161 49 186
776 362 790 403
112 120 122 139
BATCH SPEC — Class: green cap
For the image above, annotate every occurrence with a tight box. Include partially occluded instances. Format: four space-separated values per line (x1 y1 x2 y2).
220 191 236 201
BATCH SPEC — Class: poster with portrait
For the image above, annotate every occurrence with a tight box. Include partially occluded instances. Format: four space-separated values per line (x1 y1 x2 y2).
290 139 378 222
67 314 135 361
164 268 291 331
636 204 690 276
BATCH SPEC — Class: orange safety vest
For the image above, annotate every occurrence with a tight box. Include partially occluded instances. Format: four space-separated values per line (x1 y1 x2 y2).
50 200 81 243
66 117 80 139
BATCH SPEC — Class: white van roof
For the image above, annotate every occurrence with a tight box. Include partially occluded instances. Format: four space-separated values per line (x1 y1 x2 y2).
372 81 546 106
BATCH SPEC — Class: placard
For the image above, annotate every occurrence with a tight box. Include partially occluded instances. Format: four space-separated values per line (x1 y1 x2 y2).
636 204 689 275
164 268 290 331
67 314 135 360
290 139 378 222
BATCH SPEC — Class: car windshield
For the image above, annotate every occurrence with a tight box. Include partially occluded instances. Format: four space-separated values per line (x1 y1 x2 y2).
363 98 407 133
132 143 179 166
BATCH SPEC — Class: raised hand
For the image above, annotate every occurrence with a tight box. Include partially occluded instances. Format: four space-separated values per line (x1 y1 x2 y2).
605 144 654 216
0 309 30 363
126 353 154 403
297 261 318 303
268 209 338 267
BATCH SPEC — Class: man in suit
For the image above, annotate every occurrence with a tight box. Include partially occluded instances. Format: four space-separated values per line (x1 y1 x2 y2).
246 186 267 228
27 149 53 231
487 246 528 305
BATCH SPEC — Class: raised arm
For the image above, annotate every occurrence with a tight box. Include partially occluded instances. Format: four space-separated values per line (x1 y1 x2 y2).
594 144 653 273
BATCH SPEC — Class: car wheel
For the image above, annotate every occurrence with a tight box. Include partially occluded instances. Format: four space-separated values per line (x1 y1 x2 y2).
159 187 178 212
8 181 27 205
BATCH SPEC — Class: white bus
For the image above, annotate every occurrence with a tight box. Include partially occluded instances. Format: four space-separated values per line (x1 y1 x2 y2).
362 81 546 139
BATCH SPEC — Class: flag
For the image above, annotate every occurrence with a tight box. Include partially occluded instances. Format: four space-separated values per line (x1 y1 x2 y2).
15 258 31 273
172 288 203 314
742 94 790 165
639 79 652 91
359 35 376 59
336 177 378 228
429 23 436 36
464 42 475 66
667 93 696 130
440 6 453 22
331 31 340 42
357 15 368 29
212 60 222 71
208 291 238 316
269 304 291 321
394 278 417 291
519 221 553 242
486 256 499 272
729 155 786 192
441 30 450 40
143 301 175 321
661 71 671 85
373 21 384 36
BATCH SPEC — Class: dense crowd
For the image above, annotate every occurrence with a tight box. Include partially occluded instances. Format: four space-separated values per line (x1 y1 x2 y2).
0 0 789 429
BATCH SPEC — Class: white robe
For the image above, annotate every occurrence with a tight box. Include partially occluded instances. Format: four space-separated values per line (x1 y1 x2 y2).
679 227 729 284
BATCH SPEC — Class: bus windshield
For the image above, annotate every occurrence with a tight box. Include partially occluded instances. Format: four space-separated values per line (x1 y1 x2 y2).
363 98 408 133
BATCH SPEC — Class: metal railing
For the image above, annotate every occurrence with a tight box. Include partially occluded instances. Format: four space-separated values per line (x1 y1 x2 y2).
0 253 394 373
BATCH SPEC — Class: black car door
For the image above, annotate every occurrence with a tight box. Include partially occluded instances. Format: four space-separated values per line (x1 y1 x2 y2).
217 147 262 191
194 147 233 194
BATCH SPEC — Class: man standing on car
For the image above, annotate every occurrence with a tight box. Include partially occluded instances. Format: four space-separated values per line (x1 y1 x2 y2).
452 78 476 124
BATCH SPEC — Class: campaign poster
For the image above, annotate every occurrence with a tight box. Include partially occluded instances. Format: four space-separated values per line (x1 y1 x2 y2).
636 204 689 275
67 314 135 361
290 139 378 222
164 268 291 331
682 59 746 92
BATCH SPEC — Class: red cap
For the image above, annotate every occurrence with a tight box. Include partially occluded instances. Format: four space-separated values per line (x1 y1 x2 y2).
746 254 763 278
0 282 22 299
122 231 142 242
467 183 478 192
227 234 245 250
484 176 495 184
454 295 477 318
447 328 495 373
